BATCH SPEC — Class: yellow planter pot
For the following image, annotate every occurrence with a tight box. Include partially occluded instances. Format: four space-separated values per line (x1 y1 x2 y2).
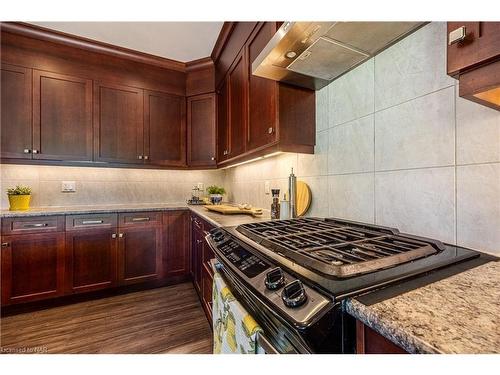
8 194 31 211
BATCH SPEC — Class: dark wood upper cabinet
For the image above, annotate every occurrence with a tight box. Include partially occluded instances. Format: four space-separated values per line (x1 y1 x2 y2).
65 228 118 294
0 64 32 159
214 22 316 167
447 22 500 111
163 210 190 278
447 22 500 75
117 226 162 285
94 82 144 163
217 79 229 161
144 90 186 167
247 23 278 150
187 93 217 168
33 70 93 161
1 232 65 305
227 48 248 158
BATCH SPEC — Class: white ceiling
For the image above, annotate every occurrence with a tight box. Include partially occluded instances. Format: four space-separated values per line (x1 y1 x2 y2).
28 22 224 62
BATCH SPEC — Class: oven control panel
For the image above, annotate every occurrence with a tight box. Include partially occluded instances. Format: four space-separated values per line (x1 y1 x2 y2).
208 228 333 326
215 234 270 278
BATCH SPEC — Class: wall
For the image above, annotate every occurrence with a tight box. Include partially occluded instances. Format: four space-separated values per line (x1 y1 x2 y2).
0 165 224 208
223 22 500 255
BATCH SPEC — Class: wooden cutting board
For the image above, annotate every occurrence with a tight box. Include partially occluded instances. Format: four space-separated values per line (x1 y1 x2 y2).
296 181 312 216
204 204 263 216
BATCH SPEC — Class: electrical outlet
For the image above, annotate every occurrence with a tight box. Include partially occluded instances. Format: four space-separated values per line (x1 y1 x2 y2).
61 181 76 193
264 181 270 195
197 182 204 191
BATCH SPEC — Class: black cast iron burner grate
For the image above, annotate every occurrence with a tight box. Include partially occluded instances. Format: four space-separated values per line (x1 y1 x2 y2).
236 218 445 278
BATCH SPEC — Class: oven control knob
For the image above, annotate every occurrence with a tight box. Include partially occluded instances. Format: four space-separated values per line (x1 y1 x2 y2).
265 267 285 290
281 280 308 308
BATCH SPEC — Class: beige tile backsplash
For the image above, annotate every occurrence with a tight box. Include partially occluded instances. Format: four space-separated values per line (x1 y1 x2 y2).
1 165 224 209
223 22 500 255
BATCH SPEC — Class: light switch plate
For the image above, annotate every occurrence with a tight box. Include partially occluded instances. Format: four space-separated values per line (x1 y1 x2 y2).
264 181 270 195
197 182 204 191
61 181 76 193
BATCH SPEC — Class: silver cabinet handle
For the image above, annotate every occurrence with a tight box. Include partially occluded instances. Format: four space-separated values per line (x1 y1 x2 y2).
111 233 117 239
32 149 39 154
138 155 143 160
449 26 467 45
23 149 31 154
82 220 104 225
23 223 48 228
118 233 124 238
144 155 149 160
1 242 9 248
268 127 274 134
131 217 150 222
211 156 215 161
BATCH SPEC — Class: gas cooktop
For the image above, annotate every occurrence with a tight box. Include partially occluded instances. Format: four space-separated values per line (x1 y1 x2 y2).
236 217 446 278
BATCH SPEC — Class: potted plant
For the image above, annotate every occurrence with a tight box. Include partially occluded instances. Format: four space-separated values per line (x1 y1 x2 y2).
206 185 226 205
7 185 32 211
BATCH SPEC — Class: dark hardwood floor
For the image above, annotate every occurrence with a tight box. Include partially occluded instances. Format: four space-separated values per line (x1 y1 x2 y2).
0 283 213 354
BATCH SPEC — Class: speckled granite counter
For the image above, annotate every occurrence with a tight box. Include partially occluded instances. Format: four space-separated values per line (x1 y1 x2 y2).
345 261 500 354
0 203 271 228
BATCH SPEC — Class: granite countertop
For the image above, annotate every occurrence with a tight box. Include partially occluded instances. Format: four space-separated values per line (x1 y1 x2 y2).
0 203 271 228
345 261 500 354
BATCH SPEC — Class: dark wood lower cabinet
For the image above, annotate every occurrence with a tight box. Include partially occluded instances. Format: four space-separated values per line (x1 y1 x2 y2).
163 211 190 278
356 320 407 354
1 233 65 305
190 213 216 324
191 224 204 293
118 226 162 285
201 264 214 325
65 228 118 294
0 210 215 321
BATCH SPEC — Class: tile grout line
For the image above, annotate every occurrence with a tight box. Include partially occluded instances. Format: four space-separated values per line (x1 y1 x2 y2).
324 83 456 131
373 56 377 225
454 84 458 246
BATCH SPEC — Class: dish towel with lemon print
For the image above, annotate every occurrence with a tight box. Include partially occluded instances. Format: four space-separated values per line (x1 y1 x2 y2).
212 270 262 354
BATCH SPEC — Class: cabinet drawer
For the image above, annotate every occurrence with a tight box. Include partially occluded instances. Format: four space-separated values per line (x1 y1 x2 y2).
118 211 162 227
1 216 65 235
65 213 117 231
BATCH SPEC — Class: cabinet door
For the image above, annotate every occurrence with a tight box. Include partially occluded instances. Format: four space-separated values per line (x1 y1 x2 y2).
247 23 278 150
201 264 213 324
33 70 93 161
144 90 186 167
191 226 204 293
65 229 118 294
163 211 190 278
94 82 144 164
0 64 32 159
1 233 65 305
228 48 247 158
447 22 500 75
118 226 162 285
217 79 229 161
187 93 217 167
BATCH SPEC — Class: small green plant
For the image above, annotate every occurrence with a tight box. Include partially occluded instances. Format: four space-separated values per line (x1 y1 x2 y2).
6 185 32 195
206 185 226 195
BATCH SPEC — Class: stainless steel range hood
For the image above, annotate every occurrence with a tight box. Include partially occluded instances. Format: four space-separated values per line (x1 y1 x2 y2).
252 22 426 90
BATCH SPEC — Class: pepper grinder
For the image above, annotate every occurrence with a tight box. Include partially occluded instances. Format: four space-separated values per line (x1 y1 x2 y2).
288 168 297 218
270 189 281 220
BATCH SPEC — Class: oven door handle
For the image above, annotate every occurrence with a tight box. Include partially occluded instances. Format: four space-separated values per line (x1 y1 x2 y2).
256 332 279 354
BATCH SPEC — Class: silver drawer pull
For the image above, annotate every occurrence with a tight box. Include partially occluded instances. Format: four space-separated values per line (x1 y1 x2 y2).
449 26 466 45
131 217 150 222
82 220 104 225
23 223 48 228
